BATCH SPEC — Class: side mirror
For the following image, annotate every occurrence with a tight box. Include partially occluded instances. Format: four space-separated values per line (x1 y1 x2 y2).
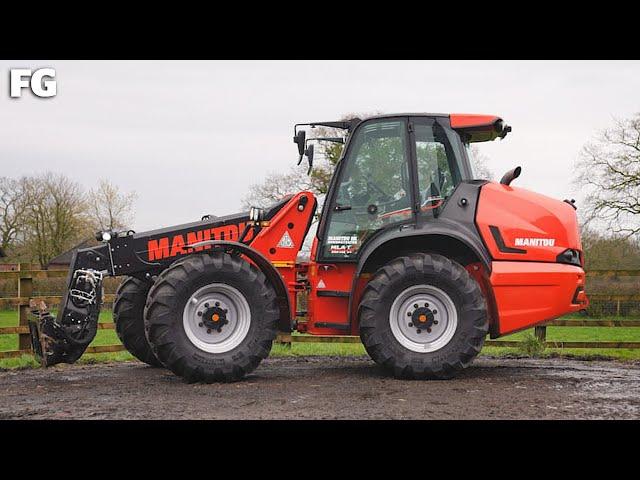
500 166 522 186
305 144 314 174
294 130 306 164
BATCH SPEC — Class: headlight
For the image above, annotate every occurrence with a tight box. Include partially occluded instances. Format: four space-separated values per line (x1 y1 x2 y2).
249 206 264 222
95 230 113 242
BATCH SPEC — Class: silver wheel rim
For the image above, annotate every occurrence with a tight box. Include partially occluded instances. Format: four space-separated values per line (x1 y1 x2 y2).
182 283 251 354
389 285 458 353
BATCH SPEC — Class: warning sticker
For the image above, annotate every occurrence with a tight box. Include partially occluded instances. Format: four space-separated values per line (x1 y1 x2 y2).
277 231 295 248
317 279 326 289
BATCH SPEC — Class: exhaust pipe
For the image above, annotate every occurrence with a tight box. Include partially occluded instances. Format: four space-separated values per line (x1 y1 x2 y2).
500 166 522 186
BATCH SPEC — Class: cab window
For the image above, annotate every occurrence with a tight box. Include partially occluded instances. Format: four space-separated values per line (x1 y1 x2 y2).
414 121 464 210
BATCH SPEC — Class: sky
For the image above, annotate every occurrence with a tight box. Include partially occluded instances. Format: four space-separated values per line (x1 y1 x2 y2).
0 60 638 231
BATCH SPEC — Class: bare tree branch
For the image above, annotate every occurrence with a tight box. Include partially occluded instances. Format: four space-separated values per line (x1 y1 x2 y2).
19 173 91 267
574 112 640 237
0 176 27 253
87 179 137 231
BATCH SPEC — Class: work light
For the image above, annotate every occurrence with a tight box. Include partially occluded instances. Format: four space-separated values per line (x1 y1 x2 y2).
249 206 264 222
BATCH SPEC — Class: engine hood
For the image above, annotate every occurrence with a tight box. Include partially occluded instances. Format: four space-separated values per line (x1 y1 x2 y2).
475 182 582 263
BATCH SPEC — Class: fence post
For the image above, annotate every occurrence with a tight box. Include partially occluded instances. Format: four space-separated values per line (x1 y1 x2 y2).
18 263 33 351
534 325 547 345
277 333 293 349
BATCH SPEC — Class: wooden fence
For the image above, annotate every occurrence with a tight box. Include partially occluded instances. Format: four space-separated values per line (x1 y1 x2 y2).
1 264 640 360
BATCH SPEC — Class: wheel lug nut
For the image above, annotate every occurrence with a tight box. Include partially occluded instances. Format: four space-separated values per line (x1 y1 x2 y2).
217 327 222 332
432 309 437 314
427 328 432 333
413 304 419 309
408 322 413 327
198 322 203 327
204 303 209 308
416 329 422 334
207 328 212 334
215 302 220 307
424 303 429 307
197 311 203 317
433 320 438 325
407 312 412 317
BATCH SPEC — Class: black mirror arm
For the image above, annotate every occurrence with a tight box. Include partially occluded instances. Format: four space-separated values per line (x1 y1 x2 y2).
305 144 314 174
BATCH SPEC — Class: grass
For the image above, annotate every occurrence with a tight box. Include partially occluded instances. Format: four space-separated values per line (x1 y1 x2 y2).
1 309 640 369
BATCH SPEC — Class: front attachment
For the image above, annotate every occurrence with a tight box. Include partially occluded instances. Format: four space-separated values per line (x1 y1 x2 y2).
29 269 104 367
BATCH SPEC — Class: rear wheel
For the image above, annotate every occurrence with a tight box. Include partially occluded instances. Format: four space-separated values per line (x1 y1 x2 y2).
144 252 279 382
358 253 488 379
113 277 163 367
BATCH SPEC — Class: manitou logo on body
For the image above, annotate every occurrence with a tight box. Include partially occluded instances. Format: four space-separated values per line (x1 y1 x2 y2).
147 223 253 261
9 68 57 98
514 237 556 247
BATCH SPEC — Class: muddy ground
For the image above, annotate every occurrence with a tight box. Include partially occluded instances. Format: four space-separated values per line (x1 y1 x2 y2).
1 356 639 419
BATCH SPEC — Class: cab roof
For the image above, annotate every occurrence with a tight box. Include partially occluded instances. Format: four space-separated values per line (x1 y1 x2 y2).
308 113 503 131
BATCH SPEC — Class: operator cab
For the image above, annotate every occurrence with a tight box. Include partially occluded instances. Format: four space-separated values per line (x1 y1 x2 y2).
311 113 510 261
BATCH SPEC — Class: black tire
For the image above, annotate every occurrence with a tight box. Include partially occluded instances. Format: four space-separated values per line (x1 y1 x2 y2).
144 252 279 383
113 276 164 367
358 253 488 379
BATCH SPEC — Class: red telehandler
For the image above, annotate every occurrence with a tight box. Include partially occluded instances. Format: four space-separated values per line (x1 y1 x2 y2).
29 113 588 382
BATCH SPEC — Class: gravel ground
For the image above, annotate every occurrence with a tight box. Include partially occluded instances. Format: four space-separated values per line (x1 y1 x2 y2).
1 355 639 419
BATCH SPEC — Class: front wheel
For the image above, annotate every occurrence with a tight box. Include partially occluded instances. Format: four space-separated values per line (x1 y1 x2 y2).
144 252 279 383
358 253 488 379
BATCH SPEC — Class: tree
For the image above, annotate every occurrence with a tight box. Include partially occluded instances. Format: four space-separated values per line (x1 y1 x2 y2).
0 176 27 255
469 145 494 180
575 113 640 236
21 173 91 267
87 179 137 231
242 167 315 209
580 226 640 269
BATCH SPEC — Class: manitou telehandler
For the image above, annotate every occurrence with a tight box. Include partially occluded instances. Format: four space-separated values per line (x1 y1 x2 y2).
29 113 588 382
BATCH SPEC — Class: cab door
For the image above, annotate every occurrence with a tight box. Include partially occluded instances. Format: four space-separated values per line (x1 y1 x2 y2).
307 117 415 334
411 116 470 221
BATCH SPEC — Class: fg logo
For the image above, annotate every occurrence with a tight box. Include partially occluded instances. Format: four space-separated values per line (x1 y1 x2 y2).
10 68 57 98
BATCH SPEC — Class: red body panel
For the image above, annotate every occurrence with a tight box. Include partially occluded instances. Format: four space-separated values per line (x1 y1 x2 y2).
250 191 316 320
450 114 500 128
476 182 582 263
306 261 359 335
490 261 587 335
475 182 587 335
